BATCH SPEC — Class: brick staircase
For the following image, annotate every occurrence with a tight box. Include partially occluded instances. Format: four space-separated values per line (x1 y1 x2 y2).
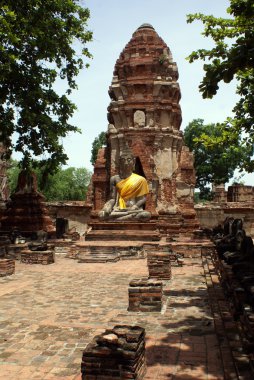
158 212 199 236
76 221 160 263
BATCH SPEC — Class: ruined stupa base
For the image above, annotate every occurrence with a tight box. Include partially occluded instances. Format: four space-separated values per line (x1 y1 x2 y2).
20 250 55 265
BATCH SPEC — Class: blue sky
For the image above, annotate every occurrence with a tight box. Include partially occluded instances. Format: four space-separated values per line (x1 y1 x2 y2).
55 0 252 185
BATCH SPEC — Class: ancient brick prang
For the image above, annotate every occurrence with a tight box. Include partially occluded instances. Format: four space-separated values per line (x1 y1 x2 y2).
1 170 54 235
108 23 182 131
89 24 198 235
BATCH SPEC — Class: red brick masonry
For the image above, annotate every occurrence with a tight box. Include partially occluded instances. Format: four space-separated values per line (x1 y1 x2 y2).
81 325 146 380
0 258 15 277
128 277 163 312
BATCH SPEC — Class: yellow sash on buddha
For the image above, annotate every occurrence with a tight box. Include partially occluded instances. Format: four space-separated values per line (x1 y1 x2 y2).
116 173 149 209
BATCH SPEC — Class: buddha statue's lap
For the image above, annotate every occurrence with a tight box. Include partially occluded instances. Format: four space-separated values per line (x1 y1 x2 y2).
99 196 151 221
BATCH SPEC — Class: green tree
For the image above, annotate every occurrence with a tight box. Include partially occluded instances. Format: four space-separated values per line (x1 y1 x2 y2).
41 167 91 201
7 160 91 201
187 0 254 171
90 131 107 165
0 0 92 178
184 119 252 199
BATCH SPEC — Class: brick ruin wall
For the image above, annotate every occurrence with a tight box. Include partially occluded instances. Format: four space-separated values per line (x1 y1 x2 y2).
46 202 91 236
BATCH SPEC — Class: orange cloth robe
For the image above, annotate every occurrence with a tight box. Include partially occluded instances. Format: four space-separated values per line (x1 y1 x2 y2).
116 173 149 209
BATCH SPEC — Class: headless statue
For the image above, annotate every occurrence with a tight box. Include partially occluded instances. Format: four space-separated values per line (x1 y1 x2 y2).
99 154 151 221
28 230 48 251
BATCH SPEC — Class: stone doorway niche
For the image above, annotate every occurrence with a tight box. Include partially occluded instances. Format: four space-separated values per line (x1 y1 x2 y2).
134 156 147 210
134 156 146 178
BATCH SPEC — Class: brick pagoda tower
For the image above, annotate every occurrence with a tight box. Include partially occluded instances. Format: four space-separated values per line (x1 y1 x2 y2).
87 24 198 235
1 170 55 236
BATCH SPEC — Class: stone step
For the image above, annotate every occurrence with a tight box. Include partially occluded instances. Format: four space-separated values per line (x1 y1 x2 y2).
161 224 182 230
85 229 160 241
78 254 119 263
89 221 157 231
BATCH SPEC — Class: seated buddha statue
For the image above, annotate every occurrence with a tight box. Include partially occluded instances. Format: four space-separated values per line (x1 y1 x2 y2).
98 153 151 221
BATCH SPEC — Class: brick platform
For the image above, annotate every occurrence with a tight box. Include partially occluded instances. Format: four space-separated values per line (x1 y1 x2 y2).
0 259 15 277
128 278 163 312
85 229 160 242
169 239 215 258
81 325 146 380
1 254 253 379
20 250 55 265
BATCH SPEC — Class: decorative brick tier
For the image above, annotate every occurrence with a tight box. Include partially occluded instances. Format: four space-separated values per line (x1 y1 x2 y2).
20 250 55 265
81 325 146 380
89 221 158 231
85 229 160 242
128 277 163 312
0 259 15 277
147 250 172 280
